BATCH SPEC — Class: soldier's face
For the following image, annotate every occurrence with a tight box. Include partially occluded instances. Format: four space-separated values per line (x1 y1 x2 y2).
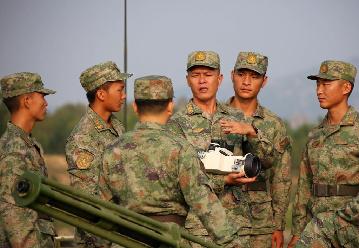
231 69 267 100
186 66 222 102
103 81 126 112
27 92 48 121
316 79 351 109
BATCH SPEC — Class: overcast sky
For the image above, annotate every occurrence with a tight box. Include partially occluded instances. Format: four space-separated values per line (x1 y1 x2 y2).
1 0 359 122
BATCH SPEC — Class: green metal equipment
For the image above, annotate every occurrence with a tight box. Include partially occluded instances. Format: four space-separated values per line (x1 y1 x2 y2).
13 171 221 248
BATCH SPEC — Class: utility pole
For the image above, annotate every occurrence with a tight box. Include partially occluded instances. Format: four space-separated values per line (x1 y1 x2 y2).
123 0 128 130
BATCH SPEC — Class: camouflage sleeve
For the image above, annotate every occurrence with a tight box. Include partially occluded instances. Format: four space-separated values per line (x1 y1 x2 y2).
207 174 226 194
65 136 102 196
337 193 359 225
98 146 115 202
178 146 237 246
0 154 42 248
166 118 186 138
270 132 292 230
292 145 313 236
245 128 275 169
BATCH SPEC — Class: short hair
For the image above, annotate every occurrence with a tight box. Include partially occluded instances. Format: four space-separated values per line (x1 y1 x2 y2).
235 68 266 78
86 82 112 104
187 66 220 73
3 95 21 113
135 99 172 115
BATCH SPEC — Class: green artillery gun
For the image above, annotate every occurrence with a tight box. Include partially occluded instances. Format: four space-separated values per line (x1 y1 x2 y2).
13 171 221 248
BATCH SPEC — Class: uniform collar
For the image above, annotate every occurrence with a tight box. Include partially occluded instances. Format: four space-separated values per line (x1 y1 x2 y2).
87 107 122 133
226 96 264 119
134 121 167 131
185 99 229 115
320 106 357 128
7 122 36 148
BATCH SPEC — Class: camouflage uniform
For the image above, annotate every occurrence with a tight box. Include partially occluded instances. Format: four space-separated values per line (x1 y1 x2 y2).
296 193 359 248
292 61 359 238
228 52 292 247
101 75 241 247
65 61 131 247
167 51 275 247
0 72 55 248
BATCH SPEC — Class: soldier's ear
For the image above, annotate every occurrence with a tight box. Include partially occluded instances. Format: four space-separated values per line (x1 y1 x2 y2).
342 81 352 95
217 73 223 87
262 76 268 88
22 93 32 109
167 100 174 116
96 89 106 102
132 102 139 116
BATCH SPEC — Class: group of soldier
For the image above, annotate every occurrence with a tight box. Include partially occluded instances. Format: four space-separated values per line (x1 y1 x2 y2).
0 50 358 248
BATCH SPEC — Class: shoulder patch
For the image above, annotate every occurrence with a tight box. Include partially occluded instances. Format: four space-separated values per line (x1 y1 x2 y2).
76 150 94 169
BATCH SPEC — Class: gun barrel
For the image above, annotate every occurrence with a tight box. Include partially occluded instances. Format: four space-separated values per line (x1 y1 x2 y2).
13 171 220 248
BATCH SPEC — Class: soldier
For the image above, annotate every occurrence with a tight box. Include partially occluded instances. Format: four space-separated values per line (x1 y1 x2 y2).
101 75 244 247
0 72 56 247
65 61 132 247
296 193 359 248
222 52 292 248
167 50 275 247
288 60 359 247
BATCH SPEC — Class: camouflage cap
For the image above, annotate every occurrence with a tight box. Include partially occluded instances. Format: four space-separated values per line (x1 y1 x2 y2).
187 51 220 70
134 75 174 100
80 61 133 92
0 72 55 99
234 52 268 75
308 60 357 84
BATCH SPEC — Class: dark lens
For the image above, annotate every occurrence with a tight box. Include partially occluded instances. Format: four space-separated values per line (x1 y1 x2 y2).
244 154 261 178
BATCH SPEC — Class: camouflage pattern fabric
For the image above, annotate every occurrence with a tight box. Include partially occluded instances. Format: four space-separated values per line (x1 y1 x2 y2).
65 107 124 248
167 100 275 246
228 100 292 237
101 121 241 247
187 51 220 70
134 75 173 100
292 106 359 236
79 61 132 92
307 60 357 84
0 122 55 248
233 52 268 75
0 72 55 99
296 194 359 248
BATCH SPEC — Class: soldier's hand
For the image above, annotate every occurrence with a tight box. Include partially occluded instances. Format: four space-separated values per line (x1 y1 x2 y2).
224 171 256 185
272 230 284 248
287 235 299 248
220 119 257 137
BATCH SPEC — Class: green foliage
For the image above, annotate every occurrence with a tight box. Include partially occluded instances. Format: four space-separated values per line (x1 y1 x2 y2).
0 101 10 135
287 123 316 177
0 100 318 164
33 103 87 154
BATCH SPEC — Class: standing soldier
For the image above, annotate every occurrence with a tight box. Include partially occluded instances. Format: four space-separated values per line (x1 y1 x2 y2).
296 193 359 248
101 75 242 247
222 52 292 248
65 61 132 247
0 72 56 247
288 60 359 247
168 50 275 247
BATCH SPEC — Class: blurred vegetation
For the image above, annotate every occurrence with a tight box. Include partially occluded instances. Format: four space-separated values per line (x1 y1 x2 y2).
0 100 316 168
1 99 319 234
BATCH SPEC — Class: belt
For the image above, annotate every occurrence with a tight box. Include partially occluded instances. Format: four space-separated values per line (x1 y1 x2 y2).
313 184 359 197
145 214 186 227
243 181 266 191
